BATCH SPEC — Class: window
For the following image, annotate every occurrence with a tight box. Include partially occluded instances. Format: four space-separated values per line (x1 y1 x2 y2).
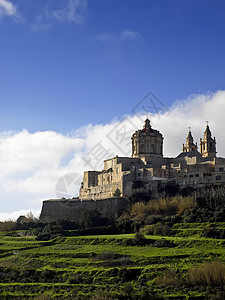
219 167 224 172
190 174 193 178
196 174 199 177
216 175 221 181
138 172 141 177
151 144 155 153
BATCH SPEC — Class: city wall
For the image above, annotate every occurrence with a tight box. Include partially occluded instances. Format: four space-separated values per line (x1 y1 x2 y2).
39 197 129 223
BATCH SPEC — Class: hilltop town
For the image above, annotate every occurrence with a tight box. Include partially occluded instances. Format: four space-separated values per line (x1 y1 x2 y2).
40 119 225 222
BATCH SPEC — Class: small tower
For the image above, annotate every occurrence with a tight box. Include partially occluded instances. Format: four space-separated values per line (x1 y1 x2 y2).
131 118 163 159
182 128 198 153
200 123 217 158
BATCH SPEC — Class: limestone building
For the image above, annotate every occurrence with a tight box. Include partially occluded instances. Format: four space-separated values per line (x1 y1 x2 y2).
79 119 225 200
40 119 225 222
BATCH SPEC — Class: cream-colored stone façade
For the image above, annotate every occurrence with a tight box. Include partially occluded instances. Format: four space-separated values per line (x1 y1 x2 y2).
79 119 225 200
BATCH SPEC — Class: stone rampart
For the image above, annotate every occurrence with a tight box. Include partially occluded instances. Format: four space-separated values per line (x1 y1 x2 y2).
39 197 129 223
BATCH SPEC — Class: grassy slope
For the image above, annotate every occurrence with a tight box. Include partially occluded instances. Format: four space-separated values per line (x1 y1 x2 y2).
0 223 225 299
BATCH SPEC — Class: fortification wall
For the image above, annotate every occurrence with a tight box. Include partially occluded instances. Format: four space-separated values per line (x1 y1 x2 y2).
39 197 129 223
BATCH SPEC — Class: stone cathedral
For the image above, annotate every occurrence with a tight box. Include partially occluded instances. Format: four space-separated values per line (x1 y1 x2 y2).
40 119 225 222
79 119 225 200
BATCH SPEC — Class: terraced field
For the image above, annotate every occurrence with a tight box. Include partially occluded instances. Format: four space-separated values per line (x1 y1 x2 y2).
0 223 225 299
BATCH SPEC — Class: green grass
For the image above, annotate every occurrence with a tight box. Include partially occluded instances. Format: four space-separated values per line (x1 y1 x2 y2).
0 223 225 299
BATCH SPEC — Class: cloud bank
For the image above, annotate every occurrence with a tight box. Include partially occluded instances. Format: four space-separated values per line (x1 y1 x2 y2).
0 90 225 221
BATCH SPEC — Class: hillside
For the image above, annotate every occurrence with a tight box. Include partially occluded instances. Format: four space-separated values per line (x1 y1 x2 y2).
0 222 225 299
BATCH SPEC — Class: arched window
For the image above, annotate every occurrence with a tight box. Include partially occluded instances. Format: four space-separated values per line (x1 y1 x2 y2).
151 144 155 153
219 167 224 172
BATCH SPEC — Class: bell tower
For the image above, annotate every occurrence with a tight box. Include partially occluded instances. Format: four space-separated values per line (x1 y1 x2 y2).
200 123 217 158
132 118 163 159
182 128 198 153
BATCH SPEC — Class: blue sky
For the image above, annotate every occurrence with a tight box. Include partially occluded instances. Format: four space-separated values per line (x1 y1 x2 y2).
0 0 225 133
0 0 225 220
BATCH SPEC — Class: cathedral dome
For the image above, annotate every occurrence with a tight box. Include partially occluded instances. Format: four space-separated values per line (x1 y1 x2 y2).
133 118 162 137
132 119 163 158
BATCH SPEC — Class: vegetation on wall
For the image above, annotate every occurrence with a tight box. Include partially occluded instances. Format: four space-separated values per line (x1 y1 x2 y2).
113 188 121 197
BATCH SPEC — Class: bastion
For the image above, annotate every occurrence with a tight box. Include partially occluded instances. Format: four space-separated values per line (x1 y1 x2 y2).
39 197 128 223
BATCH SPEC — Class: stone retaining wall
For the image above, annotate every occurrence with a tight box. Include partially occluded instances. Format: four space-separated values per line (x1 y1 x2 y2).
39 197 129 222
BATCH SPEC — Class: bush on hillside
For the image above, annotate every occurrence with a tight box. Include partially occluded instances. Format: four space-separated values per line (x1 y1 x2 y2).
202 224 225 239
79 209 108 228
121 232 153 246
0 220 17 231
140 223 173 236
156 269 184 286
130 196 196 221
188 261 225 287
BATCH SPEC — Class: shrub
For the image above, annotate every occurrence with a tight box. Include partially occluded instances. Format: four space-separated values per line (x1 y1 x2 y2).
145 215 163 225
130 202 147 219
130 196 196 221
140 225 155 235
140 223 173 236
35 223 64 240
122 232 153 246
79 209 104 228
156 269 184 286
0 220 17 231
153 239 176 248
162 224 173 236
131 220 144 232
188 261 225 287
116 217 133 233
202 224 225 239
113 188 121 197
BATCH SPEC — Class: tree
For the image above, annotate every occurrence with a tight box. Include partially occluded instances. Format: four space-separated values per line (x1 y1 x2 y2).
113 188 121 197
79 209 102 228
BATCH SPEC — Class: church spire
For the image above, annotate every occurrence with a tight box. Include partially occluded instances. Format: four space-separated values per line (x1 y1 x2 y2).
182 128 198 153
200 122 217 158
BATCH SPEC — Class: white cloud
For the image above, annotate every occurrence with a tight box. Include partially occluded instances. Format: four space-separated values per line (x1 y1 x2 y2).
0 0 17 18
51 0 87 23
95 29 142 43
121 29 142 40
0 90 225 221
33 0 87 30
